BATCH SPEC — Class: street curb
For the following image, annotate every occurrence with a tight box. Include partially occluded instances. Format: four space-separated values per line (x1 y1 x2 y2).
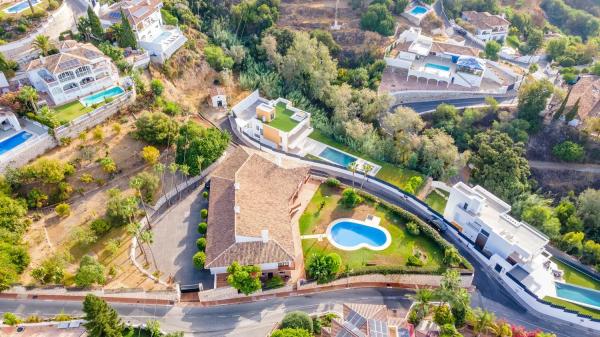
0 293 174 306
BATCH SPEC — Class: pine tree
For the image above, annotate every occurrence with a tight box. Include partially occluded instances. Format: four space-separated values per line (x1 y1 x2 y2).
118 10 137 49
82 294 124 337
87 6 104 40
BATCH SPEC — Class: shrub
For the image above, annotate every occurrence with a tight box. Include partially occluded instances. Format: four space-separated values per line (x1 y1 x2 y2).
162 101 182 116
307 252 342 284
91 218 111 235
193 251 206 269
406 221 420 235
263 275 285 289
197 222 207 234
433 304 454 326
25 314 43 323
3 312 21 325
150 79 164 97
55 203 71 218
99 157 117 174
204 45 234 71
196 237 206 251
141 146 160 165
74 255 106 288
341 188 363 208
53 311 73 321
325 177 340 187
407 255 424 267
281 311 313 332
202 191 209 199
312 316 322 334
271 328 312 337
552 141 584 162
80 173 94 183
200 209 208 219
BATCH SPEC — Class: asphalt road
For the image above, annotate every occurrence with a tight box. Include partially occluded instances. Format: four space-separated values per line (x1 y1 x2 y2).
397 96 517 113
0 288 414 337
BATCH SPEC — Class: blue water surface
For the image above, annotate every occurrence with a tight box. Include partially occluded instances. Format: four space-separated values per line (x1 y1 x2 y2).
410 6 428 15
0 131 32 155
330 221 387 249
5 0 41 14
425 63 450 72
556 282 600 309
318 147 357 167
81 86 124 106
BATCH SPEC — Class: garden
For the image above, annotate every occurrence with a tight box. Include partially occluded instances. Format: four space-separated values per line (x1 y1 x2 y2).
52 101 97 124
425 189 449 214
300 181 467 276
0 0 61 43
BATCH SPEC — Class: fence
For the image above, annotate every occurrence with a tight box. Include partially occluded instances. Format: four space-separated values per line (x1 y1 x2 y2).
54 90 135 140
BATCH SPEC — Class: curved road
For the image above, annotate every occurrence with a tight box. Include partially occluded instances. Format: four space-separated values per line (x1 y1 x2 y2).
397 96 517 113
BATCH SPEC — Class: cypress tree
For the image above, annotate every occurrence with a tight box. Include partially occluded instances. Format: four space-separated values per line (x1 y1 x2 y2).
565 97 580 122
553 87 571 121
82 294 124 337
87 6 104 40
118 9 137 49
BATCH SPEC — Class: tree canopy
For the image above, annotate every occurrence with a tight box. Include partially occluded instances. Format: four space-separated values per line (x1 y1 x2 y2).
226 262 262 295
175 122 230 176
83 294 124 337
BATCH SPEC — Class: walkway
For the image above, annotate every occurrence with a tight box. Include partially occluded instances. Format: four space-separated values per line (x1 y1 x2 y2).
529 160 600 174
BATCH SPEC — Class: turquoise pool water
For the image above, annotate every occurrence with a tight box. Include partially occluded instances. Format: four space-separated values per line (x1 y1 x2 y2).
410 6 428 15
0 131 32 155
80 86 124 106
425 63 450 72
556 282 600 309
4 0 41 14
318 147 357 167
329 220 389 250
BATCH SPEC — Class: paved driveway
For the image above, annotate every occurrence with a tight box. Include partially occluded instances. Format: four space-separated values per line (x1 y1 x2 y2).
150 188 213 289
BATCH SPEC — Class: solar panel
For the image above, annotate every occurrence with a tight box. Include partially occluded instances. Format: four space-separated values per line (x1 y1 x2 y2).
368 319 389 337
346 309 366 328
398 328 410 337
58 59 81 71
133 7 148 17
109 11 121 19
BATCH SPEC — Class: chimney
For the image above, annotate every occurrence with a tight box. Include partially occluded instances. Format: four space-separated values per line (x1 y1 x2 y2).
261 229 269 243
234 182 240 190
234 205 240 214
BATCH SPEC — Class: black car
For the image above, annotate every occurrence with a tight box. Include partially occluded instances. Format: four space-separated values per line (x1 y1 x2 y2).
455 27 467 36
429 216 448 232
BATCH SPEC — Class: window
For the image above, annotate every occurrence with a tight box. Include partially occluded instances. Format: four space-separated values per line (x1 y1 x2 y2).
58 71 75 83
75 66 91 77
481 229 490 237
494 264 502 273
62 82 79 91
277 262 289 267
79 77 95 86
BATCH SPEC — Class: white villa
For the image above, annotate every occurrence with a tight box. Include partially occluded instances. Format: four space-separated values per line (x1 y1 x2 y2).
444 182 561 297
385 27 523 92
23 40 120 106
460 11 510 42
232 90 313 154
99 0 187 63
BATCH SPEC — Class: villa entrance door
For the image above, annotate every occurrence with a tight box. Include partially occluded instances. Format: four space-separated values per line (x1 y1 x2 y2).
475 232 488 251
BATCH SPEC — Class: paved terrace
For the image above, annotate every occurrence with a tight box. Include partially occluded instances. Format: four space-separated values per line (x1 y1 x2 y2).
380 67 505 93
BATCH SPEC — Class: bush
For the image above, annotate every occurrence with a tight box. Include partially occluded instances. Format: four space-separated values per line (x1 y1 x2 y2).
196 237 206 251
341 188 363 208
406 221 420 235
360 4 395 36
433 304 454 326
407 255 424 267
74 255 106 288
325 177 340 187
3 312 21 325
55 203 71 218
202 191 209 199
281 311 313 332
25 314 43 323
552 141 585 162
193 251 206 269
150 79 164 97
91 218 111 235
204 45 234 71
200 209 208 219
312 316 322 334
197 222 207 234
307 252 342 284
271 328 312 337
263 275 285 289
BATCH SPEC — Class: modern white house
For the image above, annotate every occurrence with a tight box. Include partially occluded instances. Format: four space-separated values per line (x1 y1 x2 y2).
384 27 523 92
22 40 120 106
99 0 187 63
460 11 510 42
231 90 313 154
444 182 560 297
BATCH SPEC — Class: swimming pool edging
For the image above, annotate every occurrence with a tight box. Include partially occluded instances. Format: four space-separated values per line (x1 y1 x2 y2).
79 85 125 107
325 217 392 251
4 0 42 14
0 130 34 157
555 281 600 311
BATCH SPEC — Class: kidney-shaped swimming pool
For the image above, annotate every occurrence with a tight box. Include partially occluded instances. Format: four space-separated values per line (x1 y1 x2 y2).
327 218 391 251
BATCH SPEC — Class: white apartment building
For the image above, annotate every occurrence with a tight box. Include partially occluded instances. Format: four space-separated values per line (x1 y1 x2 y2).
99 0 187 63
444 182 560 297
23 40 119 106
460 11 510 42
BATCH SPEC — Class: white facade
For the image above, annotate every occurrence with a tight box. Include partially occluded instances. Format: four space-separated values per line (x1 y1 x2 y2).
24 42 119 106
461 11 510 42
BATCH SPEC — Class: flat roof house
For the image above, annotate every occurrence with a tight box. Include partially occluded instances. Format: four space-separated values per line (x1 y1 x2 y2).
205 147 310 285
444 182 560 297
461 11 510 42
232 90 314 154
23 40 119 106
99 0 187 63
321 303 414 337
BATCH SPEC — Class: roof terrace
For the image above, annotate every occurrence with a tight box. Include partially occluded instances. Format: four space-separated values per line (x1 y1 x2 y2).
261 102 301 132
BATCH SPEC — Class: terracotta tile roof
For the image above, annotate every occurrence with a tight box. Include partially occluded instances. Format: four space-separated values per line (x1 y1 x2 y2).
431 41 479 57
24 41 106 74
205 147 309 269
345 303 388 322
462 11 510 30
567 75 600 121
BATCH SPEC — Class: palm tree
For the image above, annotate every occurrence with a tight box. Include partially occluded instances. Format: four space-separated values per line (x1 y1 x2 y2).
27 0 35 14
140 229 158 272
18 86 38 113
472 308 496 337
348 162 358 189
179 164 190 189
443 247 462 268
169 162 180 198
360 163 373 189
153 163 168 205
127 222 148 264
409 288 433 317
33 35 53 56
129 176 151 229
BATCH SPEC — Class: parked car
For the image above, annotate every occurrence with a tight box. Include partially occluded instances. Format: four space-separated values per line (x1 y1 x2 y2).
455 27 467 36
429 216 448 232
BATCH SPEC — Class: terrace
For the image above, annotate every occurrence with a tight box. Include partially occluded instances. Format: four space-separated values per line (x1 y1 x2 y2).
262 102 301 132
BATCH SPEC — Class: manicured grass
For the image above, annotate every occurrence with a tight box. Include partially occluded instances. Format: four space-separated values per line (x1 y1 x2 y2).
53 101 94 123
543 296 600 319
264 102 299 132
552 258 600 291
308 129 426 192
425 189 449 214
300 184 444 274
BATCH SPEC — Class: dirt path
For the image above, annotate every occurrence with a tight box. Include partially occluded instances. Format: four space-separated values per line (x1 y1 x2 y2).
529 160 600 173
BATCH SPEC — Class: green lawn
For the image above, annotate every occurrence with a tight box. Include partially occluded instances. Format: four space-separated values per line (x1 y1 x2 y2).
553 258 600 290
264 102 299 132
308 129 426 192
53 101 94 123
543 296 600 319
425 189 449 214
300 185 444 274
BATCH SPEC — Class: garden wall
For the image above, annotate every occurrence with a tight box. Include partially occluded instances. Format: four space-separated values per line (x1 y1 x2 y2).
54 90 135 140
0 131 58 173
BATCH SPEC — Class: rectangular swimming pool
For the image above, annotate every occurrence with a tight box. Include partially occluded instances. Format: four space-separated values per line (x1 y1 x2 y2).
4 0 41 14
425 63 450 72
80 86 125 107
0 131 33 156
556 282 600 309
410 6 428 16
318 147 357 168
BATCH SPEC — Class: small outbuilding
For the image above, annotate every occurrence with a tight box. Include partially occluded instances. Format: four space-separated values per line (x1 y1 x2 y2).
209 86 227 109
0 73 9 94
